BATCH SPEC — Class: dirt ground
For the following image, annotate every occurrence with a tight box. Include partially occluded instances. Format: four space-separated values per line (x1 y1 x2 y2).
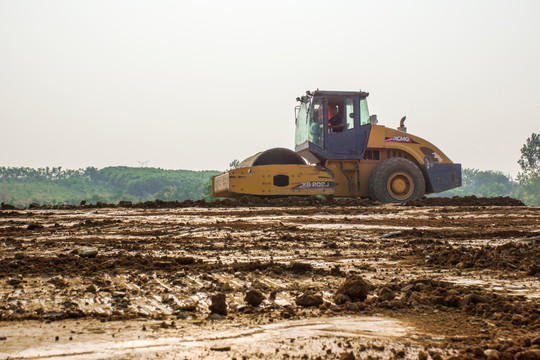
0 197 539 359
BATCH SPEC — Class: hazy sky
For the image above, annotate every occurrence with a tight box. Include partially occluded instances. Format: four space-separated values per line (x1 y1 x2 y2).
1 0 539 176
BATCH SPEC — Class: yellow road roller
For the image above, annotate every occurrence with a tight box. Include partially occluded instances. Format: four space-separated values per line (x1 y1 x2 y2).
212 89 461 203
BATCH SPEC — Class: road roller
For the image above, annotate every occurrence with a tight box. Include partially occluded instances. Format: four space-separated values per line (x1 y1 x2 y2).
212 89 461 203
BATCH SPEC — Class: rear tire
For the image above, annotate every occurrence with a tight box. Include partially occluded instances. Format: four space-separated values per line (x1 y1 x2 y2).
369 158 425 203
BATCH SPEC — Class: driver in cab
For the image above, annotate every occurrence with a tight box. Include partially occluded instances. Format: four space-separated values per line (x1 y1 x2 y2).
328 105 344 133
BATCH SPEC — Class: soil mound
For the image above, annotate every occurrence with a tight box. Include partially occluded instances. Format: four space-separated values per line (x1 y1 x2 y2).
209 293 227 315
405 195 524 207
421 238 540 273
295 294 323 307
14 195 379 210
395 278 540 327
334 275 371 302
244 289 265 307
8 194 528 210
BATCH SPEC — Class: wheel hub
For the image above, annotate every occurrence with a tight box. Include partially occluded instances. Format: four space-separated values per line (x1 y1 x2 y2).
387 172 414 200
391 177 408 193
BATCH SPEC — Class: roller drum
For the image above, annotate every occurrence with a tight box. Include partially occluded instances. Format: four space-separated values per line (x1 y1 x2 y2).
238 148 306 168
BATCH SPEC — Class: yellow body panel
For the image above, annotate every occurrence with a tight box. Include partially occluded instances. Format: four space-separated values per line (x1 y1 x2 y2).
324 160 377 197
212 164 335 197
367 125 453 164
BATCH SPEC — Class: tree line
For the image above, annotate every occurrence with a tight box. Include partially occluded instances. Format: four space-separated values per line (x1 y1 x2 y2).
0 166 220 207
0 166 91 181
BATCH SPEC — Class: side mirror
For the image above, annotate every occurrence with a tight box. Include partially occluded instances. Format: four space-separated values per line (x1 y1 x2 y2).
369 114 378 124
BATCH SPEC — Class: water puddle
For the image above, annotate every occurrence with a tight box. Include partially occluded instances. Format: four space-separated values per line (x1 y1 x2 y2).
298 223 459 231
1 316 414 359
445 276 540 299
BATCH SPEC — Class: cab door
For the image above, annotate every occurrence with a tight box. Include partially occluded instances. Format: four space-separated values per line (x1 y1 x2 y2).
326 96 367 158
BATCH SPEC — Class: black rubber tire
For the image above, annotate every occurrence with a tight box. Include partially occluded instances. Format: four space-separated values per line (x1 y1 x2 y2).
369 158 425 203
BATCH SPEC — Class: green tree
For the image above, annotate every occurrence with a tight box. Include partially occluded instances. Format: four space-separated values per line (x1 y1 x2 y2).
515 132 540 205
229 159 240 170
517 133 540 179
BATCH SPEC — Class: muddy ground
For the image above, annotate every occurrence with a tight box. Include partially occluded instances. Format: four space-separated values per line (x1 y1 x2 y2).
0 197 539 359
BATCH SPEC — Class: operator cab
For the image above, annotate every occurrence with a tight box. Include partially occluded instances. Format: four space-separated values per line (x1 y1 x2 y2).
295 90 372 164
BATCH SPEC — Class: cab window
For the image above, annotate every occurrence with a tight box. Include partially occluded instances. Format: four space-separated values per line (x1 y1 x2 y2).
345 98 354 130
307 98 324 148
360 98 370 126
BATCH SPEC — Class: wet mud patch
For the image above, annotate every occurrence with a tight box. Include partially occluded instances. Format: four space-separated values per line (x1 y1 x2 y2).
0 254 202 277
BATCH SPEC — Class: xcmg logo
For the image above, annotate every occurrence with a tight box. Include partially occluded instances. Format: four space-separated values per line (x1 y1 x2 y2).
385 136 418 144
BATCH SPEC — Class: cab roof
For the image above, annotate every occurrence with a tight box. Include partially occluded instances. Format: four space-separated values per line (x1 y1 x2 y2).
312 89 369 98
